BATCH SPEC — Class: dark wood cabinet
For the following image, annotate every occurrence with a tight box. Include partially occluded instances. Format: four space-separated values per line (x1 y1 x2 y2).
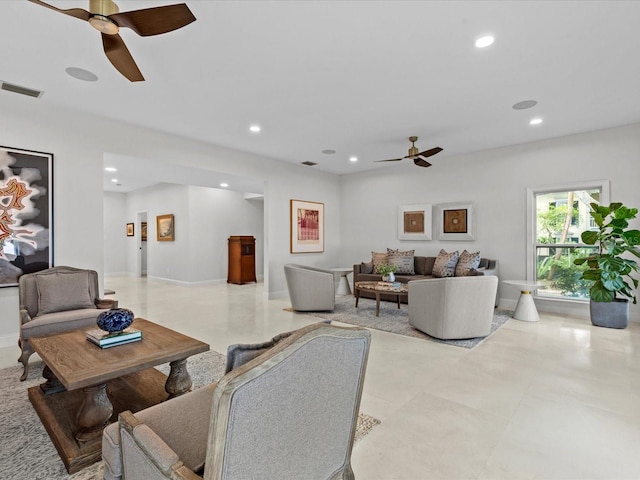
227 236 257 284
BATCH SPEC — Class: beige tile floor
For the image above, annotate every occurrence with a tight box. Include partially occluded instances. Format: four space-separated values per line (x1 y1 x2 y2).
3 276 640 479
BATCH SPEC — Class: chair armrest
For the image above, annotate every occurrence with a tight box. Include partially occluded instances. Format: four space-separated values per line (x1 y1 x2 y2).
119 411 202 480
96 298 118 309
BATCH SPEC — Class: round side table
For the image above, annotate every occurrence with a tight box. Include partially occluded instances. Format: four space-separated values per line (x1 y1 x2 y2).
331 268 353 295
503 280 545 322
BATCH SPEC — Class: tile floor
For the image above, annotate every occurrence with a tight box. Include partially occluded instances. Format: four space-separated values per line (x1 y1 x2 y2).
3 276 640 479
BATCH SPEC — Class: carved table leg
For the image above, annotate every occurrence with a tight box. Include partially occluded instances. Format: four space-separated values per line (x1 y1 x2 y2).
165 358 192 399
40 364 67 395
75 383 113 443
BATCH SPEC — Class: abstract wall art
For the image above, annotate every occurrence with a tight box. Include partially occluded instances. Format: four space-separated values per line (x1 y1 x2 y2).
290 199 324 253
398 204 432 240
436 202 475 240
0 146 53 287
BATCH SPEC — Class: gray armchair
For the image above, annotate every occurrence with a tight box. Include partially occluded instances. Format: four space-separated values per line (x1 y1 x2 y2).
284 263 335 311
408 276 498 340
18 266 117 380
102 323 371 480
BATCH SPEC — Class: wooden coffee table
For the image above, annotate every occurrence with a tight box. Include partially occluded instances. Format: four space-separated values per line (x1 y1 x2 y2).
355 281 409 316
28 318 209 474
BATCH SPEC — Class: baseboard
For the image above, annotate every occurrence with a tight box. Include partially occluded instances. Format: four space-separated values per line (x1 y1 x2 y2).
146 275 228 287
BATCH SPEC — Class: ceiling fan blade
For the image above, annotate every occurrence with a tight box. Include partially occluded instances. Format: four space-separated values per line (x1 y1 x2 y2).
417 147 443 158
375 158 404 163
102 33 144 82
110 4 196 37
414 158 432 168
28 0 90 21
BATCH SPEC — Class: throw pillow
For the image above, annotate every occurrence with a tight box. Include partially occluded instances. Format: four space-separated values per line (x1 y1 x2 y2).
36 271 95 315
360 262 374 274
432 249 460 278
455 250 481 276
388 249 415 275
371 251 388 274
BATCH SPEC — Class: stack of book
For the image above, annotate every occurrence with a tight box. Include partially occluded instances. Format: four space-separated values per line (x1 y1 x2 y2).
86 327 142 348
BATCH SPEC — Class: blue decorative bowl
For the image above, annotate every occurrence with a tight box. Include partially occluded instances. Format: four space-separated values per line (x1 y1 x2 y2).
97 308 134 333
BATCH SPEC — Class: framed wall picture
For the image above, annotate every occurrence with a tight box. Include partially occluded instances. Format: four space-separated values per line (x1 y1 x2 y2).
290 199 324 253
0 146 53 287
156 214 175 241
436 202 475 240
126 223 134 237
141 222 147 241
398 204 432 240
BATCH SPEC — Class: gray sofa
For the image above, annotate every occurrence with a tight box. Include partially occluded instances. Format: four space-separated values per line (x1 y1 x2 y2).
353 255 499 306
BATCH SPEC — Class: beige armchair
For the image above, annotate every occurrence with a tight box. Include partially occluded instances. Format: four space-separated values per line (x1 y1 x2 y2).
18 266 117 380
102 323 371 480
408 276 498 340
284 263 336 311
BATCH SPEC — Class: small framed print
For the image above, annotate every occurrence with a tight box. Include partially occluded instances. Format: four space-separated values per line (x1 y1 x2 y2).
156 214 174 241
126 223 134 237
398 204 432 240
436 203 475 240
141 222 147 241
290 199 324 253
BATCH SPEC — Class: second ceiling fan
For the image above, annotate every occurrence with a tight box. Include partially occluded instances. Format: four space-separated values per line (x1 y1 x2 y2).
375 136 443 168
29 0 197 82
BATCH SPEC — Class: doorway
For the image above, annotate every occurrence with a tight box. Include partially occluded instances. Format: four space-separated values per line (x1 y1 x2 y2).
136 211 148 277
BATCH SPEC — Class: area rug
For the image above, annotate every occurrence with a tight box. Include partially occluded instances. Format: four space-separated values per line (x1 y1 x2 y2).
287 295 512 349
0 351 379 480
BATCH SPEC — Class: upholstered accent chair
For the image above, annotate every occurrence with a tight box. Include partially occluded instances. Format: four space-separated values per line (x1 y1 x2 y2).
18 266 117 380
102 323 371 480
284 263 336 311
408 276 499 340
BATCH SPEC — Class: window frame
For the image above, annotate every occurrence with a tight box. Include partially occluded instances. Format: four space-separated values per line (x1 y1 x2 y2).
526 180 610 302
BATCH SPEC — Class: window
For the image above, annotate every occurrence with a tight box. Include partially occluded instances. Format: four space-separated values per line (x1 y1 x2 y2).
527 181 609 301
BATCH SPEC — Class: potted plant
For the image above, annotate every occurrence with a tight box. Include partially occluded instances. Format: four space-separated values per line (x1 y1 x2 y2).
378 263 397 282
574 202 640 328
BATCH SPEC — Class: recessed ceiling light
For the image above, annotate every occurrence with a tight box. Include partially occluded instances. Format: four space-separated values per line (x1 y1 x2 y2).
349 156 358 163
105 167 117 172
111 178 118 183
65 67 98 82
249 125 261 133
512 100 538 110
529 117 543 125
220 183 229 188
475 35 495 48
322 149 336 155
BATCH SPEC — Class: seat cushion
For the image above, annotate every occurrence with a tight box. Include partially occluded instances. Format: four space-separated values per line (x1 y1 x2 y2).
35 271 95 315
21 308 108 339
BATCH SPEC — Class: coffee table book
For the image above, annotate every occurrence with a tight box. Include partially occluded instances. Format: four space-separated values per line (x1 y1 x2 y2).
86 327 142 348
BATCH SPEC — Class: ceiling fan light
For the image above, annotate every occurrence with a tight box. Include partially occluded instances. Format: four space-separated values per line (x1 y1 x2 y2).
89 15 119 35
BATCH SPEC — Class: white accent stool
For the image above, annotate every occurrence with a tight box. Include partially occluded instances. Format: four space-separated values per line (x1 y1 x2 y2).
331 268 353 295
503 280 545 322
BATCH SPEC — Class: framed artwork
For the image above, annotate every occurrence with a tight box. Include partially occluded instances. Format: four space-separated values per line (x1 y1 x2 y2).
436 202 475 240
156 214 175 242
126 223 134 237
0 146 53 287
290 199 324 253
398 204 432 240
141 222 147 241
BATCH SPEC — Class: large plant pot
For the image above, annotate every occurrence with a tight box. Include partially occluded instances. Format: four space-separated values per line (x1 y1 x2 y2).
589 299 629 329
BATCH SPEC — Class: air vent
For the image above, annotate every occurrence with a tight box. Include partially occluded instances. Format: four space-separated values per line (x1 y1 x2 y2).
1 81 44 98
301 161 317 166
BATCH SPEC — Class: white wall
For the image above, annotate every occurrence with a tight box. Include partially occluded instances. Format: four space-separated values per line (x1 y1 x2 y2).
0 95 341 345
103 192 128 275
114 183 265 284
340 123 640 321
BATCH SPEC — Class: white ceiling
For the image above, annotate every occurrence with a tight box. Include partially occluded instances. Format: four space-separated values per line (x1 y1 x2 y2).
2 1 640 192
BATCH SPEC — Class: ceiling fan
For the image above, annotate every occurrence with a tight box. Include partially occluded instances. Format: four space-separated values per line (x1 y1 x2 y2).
29 0 197 82
375 136 443 168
